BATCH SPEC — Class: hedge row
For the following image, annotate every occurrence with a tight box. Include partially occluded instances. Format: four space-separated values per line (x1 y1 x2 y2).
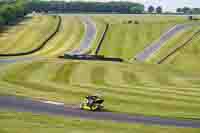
0 0 28 26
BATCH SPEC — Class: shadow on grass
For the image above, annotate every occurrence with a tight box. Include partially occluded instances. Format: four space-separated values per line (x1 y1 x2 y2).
0 16 32 36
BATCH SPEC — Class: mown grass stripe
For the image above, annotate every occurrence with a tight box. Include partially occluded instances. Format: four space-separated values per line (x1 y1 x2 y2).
0 15 60 56
35 16 84 57
52 62 80 84
0 17 37 52
90 65 106 85
7 79 200 109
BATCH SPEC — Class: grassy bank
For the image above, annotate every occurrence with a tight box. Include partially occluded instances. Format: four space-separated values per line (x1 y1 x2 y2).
31 16 84 57
1 15 200 132
1 59 200 119
0 111 199 133
0 15 58 54
99 23 174 59
148 25 200 63
94 15 189 60
160 31 200 71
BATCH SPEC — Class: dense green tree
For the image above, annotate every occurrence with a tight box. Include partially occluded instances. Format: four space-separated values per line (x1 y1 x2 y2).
182 7 191 14
130 5 144 14
176 7 200 14
148 5 155 13
28 1 144 14
0 16 5 26
192 8 200 14
0 0 144 28
156 6 163 14
0 0 28 26
176 8 182 13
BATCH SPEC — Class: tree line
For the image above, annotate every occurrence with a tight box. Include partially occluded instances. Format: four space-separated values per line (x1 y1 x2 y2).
176 7 200 14
28 1 145 14
0 0 28 26
147 5 163 14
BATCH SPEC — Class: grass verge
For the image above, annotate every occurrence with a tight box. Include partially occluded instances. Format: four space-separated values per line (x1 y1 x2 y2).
0 110 199 133
148 25 200 63
31 16 84 57
160 31 200 71
94 15 189 60
0 15 58 54
1 59 200 119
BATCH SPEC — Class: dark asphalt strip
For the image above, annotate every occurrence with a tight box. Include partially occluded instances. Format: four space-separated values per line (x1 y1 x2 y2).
0 96 200 128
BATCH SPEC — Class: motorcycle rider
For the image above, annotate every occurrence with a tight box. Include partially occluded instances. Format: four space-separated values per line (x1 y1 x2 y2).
86 95 98 107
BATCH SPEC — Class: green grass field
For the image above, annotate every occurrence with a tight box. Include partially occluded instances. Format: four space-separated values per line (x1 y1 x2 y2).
93 15 190 60
30 16 84 57
1 110 199 133
1 15 200 132
0 15 58 54
159 31 200 71
0 15 101 58
148 25 200 63
1 59 200 119
93 15 189 24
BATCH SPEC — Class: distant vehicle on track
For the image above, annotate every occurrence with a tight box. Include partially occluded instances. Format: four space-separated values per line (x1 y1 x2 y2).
59 54 123 62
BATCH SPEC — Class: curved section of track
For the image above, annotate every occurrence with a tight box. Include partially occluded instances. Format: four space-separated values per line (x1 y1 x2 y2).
134 23 200 62
0 16 96 64
0 96 200 128
67 16 96 55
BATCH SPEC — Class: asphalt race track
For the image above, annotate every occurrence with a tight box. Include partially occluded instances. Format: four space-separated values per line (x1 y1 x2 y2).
0 16 97 64
67 16 97 55
0 96 200 128
0 16 200 128
135 23 200 62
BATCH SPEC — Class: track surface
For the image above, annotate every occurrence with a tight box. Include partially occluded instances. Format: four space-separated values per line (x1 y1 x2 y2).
1 17 200 128
67 16 96 55
0 96 200 128
135 23 200 62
